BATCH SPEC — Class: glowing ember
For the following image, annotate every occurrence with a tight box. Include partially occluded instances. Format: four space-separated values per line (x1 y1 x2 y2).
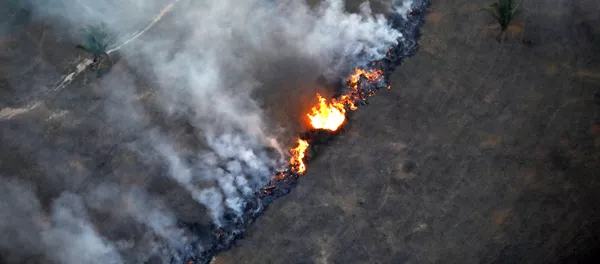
307 94 347 131
339 94 358 110
290 139 309 174
347 67 384 92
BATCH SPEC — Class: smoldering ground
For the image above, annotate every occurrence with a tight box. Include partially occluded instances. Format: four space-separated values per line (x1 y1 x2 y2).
0 0 414 263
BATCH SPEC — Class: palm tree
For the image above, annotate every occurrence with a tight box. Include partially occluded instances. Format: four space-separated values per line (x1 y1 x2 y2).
76 23 115 71
482 0 522 42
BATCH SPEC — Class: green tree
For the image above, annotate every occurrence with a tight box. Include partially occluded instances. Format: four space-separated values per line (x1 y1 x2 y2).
482 0 522 42
76 23 115 73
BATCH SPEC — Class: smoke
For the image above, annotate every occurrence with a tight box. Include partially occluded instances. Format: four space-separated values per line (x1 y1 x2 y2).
41 193 124 264
103 0 409 224
0 179 123 263
393 0 415 19
0 0 417 263
0 178 45 263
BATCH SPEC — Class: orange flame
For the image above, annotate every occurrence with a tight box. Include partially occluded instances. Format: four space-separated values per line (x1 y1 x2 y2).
339 94 358 110
307 94 347 131
347 67 384 92
288 67 385 175
290 139 309 174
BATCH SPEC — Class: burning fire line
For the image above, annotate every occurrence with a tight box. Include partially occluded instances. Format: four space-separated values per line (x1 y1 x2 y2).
179 1 430 262
290 138 310 174
288 67 385 175
181 67 386 262
258 67 386 199
255 67 385 201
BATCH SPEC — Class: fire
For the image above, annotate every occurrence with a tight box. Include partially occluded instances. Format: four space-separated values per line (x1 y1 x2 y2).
287 67 385 175
290 139 309 174
347 67 384 92
305 68 383 132
339 94 358 110
307 94 347 131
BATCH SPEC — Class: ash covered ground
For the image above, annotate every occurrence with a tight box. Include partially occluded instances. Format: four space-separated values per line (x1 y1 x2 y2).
2 0 600 264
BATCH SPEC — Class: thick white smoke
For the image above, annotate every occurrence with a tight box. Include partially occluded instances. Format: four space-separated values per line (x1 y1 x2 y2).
112 0 411 225
0 0 417 263
394 0 415 19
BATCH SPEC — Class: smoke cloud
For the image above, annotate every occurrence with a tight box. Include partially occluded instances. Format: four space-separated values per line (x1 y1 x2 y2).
0 0 416 263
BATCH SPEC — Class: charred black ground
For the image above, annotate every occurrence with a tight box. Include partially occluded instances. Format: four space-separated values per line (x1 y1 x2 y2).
173 1 430 263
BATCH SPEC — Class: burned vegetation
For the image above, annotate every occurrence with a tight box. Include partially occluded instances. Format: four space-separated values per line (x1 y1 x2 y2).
175 1 431 263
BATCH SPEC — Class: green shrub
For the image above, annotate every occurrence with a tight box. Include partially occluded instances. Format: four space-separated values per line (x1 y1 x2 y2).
76 23 116 76
482 0 522 32
77 23 115 59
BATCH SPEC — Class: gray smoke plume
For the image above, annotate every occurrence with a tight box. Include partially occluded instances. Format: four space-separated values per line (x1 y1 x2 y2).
0 178 124 263
0 0 415 263
0 178 46 263
41 192 124 264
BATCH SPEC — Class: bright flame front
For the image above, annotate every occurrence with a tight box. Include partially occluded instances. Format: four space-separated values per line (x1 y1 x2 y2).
290 139 309 174
288 67 386 175
307 94 347 131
